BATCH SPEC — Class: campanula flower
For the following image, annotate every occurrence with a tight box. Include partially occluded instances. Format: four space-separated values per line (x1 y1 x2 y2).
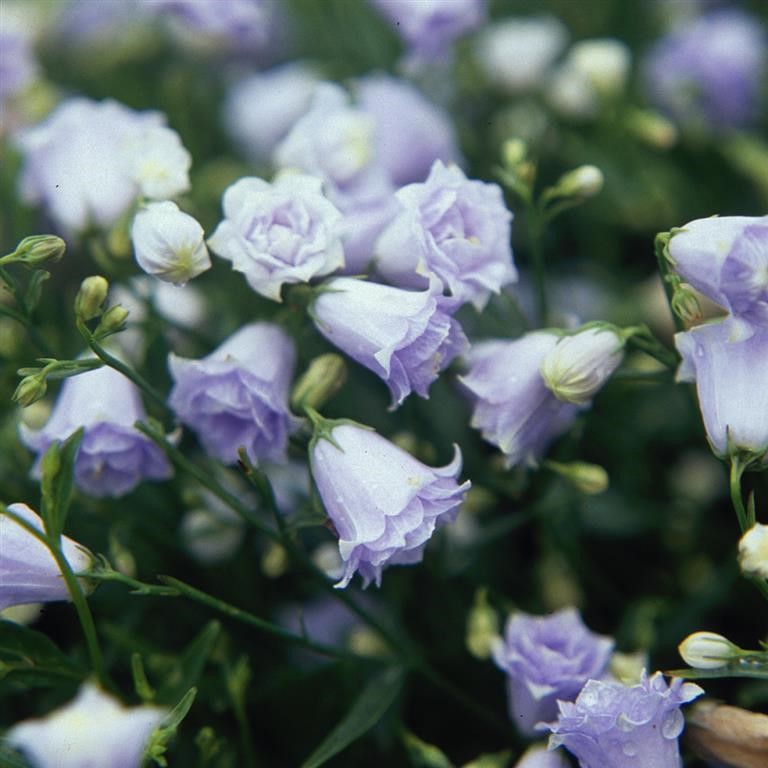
309 420 470 588
0 503 92 611
208 173 344 301
543 672 704 768
312 277 468 407
492 607 614 735
375 160 517 310
20 364 172 498
6 682 167 768
168 322 298 464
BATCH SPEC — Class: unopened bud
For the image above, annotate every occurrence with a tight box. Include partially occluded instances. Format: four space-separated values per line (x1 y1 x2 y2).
625 109 678 150
609 650 648 685
546 460 609 495
738 523 768 580
94 304 130 337
501 138 527 169
13 374 47 407
466 588 500 660
568 39 630 97
75 276 109 321
13 235 66 269
291 354 347 413
671 283 703 325
553 164 604 199
679 631 740 670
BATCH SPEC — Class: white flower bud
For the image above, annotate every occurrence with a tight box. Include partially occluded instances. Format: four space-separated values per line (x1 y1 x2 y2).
552 165 605 199
738 523 768 579
131 201 210 286
540 327 624 405
568 39 631 97
678 631 740 670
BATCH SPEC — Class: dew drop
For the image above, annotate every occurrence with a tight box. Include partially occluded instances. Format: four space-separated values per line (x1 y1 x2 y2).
622 741 638 757
661 709 684 739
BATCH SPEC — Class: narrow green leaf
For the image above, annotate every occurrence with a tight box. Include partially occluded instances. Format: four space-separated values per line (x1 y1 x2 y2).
403 730 454 768
460 751 512 768
25 268 50 311
144 687 198 768
40 428 84 539
0 743 33 768
301 666 404 768
0 620 84 681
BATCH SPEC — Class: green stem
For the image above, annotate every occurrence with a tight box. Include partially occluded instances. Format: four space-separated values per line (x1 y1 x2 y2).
527 206 548 326
0 267 54 355
625 327 679 370
2 506 109 688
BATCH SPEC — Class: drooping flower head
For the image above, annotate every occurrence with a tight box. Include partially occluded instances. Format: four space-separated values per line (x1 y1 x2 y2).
667 216 768 330
312 277 468 408
492 607 614 735
675 320 768 465
20 364 173 498
168 322 298 464
375 160 517 310
16 98 190 234
6 682 167 768
459 333 583 467
0 503 92 611
208 173 344 301
309 420 470 588
543 672 704 768
643 9 767 130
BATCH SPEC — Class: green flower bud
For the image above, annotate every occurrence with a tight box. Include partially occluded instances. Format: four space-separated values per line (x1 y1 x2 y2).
546 460 609 495
738 523 768 580
501 138 527 169
75 276 109 321
94 304 130 338
466 588 500 660
678 631 740 670
13 374 47 407
12 235 66 269
552 164 604 199
290 354 347 413
671 282 703 325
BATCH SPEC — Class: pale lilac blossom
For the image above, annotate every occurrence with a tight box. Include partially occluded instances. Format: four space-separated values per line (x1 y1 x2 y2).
168 322 298 464
312 277 468 407
20 364 173 498
310 422 470 588
376 160 517 310
0 503 92 611
492 607 614 735
7 682 167 768
208 173 344 301
543 673 704 768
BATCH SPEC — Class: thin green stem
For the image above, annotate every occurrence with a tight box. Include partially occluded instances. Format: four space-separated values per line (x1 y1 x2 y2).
0 267 54 355
625 327 679 370
527 206 548 326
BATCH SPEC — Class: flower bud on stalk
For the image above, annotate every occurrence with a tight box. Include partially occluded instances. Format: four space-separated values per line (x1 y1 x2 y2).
290 354 347 413
466 588 500 660
546 460 609 495
75 276 109 321
738 523 768 580
13 373 47 407
548 165 604 201
678 631 740 669
7 235 66 269
94 305 130 339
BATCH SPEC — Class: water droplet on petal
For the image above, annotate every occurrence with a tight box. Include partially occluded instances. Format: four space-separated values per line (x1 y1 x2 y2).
623 741 638 757
662 709 684 739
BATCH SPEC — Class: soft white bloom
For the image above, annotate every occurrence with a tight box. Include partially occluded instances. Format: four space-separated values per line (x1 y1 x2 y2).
128 123 192 199
546 63 599 119
6 682 167 768
475 16 568 93
678 631 739 669
568 38 631 96
738 523 768 579
131 201 210 285
540 327 624 405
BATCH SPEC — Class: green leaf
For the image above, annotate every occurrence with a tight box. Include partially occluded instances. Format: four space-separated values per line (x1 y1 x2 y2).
666 664 768 680
40 428 84 539
403 730 454 768
155 621 221 705
24 268 50 311
301 666 404 768
460 751 512 768
0 743 33 768
0 620 84 682
144 687 198 767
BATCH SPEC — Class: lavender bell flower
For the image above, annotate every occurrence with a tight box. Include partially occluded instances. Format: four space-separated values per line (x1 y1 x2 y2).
643 9 767 130
6 682 167 768
20 364 172 498
543 672 704 768
355 74 461 187
459 333 583 468
309 421 470 588
312 277 468 408
207 173 344 301
375 160 517 310
668 216 768 330
675 320 768 465
371 0 487 62
492 607 614 736
0 503 93 611
168 322 298 464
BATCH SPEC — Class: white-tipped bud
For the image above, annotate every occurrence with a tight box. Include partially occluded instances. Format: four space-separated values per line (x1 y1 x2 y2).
466 588 500 660
738 523 768 580
131 201 210 286
547 460 609 495
678 631 740 670
540 327 624 405
553 165 605 199
75 275 109 321
568 38 631 97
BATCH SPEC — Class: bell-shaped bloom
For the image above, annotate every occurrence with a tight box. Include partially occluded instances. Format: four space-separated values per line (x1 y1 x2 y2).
208 173 344 301
492 607 614 736
540 327 625 405
675 320 768 464
356 74 461 186
20 364 172 498
6 682 167 768
312 277 468 407
668 216 768 329
475 16 568 94
168 322 298 464
131 201 210 286
0 503 92 611
371 0 486 62
310 422 470 588
543 672 704 768
16 98 190 234
375 160 517 310
459 333 583 467
643 10 767 130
